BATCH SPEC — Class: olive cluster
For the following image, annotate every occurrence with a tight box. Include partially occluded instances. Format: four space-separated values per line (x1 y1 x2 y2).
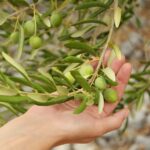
65 63 118 104
9 12 62 50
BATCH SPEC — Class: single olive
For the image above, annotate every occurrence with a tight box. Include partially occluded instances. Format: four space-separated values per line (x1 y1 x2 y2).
9 32 19 43
50 12 62 27
64 72 75 84
79 64 94 79
95 76 107 90
103 88 118 103
29 36 42 49
24 20 35 36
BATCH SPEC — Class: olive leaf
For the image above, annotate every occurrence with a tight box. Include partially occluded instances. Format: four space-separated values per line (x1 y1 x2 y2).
38 68 56 89
31 95 73 106
0 102 19 115
0 95 29 104
63 63 79 74
73 19 107 26
17 25 24 59
0 85 18 96
107 50 116 66
8 0 29 7
0 10 9 26
76 1 105 10
71 25 96 38
112 44 122 59
74 94 88 114
114 6 122 28
71 70 91 92
136 93 144 111
56 86 69 96
63 56 83 63
27 93 50 102
65 40 95 54
42 17 51 27
98 92 104 113
2 52 30 81
52 67 72 86
102 67 117 86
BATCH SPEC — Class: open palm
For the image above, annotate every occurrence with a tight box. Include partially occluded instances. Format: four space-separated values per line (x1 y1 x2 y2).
27 50 132 146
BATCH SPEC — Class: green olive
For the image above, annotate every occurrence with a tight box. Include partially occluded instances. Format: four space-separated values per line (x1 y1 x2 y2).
29 36 42 49
50 12 62 27
103 88 118 103
64 72 75 84
95 76 107 90
24 20 35 36
9 32 19 43
79 64 94 79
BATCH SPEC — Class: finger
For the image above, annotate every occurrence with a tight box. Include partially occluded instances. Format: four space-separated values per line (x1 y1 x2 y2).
114 62 132 99
110 55 125 74
94 108 129 136
103 63 132 115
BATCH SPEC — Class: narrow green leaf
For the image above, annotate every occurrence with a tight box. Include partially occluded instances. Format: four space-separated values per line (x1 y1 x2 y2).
71 70 91 92
102 67 116 82
65 40 95 54
114 6 122 28
63 56 83 63
0 85 18 96
0 10 9 26
38 68 56 89
73 20 107 26
2 52 30 81
74 95 87 114
27 93 50 102
30 95 73 106
8 0 29 7
71 25 96 38
76 2 105 10
43 17 51 27
17 25 24 59
98 92 104 113
0 102 18 115
56 86 69 96
136 93 144 111
52 67 72 86
112 44 122 59
0 95 29 103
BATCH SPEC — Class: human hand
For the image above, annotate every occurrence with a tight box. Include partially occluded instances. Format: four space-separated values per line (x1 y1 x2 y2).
0 51 132 150
25 51 132 147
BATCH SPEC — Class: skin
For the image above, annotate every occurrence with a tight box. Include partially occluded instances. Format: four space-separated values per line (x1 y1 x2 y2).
0 51 132 150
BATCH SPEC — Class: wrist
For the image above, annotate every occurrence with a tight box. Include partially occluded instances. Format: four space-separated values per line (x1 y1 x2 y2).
0 114 61 150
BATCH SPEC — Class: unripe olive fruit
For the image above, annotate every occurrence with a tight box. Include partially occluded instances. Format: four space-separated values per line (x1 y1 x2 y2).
29 36 42 49
24 20 35 36
9 32 19 43
64 72 75 84
50 12 62 27
79 64 94 78
103 88 118 103
95 76 107 90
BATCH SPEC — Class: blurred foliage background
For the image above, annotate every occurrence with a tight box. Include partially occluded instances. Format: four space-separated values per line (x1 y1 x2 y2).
0 0 150 150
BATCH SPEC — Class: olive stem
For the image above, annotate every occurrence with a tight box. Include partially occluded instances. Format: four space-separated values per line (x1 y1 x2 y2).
33 4 37 35
89 18 114 85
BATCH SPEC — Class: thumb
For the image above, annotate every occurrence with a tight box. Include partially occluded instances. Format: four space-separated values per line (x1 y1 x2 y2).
95 108 129 136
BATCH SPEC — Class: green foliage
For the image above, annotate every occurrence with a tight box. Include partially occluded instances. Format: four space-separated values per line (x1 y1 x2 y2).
0 0 144 126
